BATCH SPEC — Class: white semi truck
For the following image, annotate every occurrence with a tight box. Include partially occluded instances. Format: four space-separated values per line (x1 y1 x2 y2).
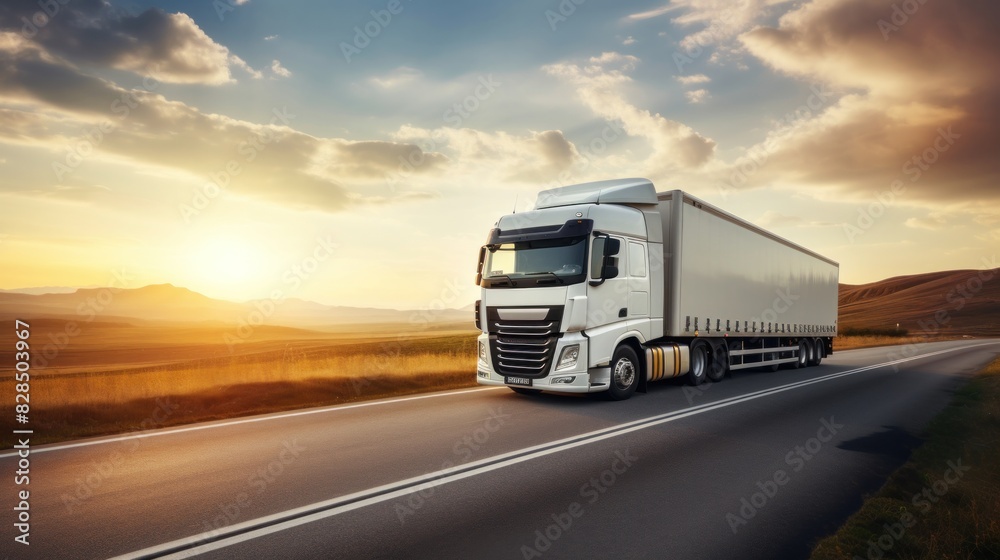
474 178 839 400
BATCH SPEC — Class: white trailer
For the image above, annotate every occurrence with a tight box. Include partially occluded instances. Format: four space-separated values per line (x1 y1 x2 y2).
474 178 839 400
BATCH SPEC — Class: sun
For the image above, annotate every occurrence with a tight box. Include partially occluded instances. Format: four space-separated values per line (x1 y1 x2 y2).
188 235 269 296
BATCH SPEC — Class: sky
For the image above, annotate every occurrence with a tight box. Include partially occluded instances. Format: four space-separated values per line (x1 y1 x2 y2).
0 0 997 309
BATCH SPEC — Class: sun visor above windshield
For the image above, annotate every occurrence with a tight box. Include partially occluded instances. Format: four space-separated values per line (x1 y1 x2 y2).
487 219 594 245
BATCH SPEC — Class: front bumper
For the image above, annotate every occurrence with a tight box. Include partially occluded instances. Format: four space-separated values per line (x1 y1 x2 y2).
476 332 609 393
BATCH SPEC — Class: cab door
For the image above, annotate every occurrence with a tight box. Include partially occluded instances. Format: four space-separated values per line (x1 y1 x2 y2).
588 235 629 327
586 235 630 368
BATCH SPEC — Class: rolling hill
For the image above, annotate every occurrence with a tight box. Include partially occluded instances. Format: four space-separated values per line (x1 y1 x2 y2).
839 267 1000 337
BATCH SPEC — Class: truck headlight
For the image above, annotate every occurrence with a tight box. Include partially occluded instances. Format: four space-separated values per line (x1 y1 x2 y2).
556 344 580 371
478 341 488 362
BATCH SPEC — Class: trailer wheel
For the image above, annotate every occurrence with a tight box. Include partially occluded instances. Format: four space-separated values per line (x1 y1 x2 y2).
687 342 708 386
809 339 824 366
763 352 780 372
509 387 541 396
607 344 640 400
706 342 729 382
795 340 809 369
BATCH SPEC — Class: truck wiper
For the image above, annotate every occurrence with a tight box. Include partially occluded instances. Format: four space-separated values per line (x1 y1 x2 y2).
488 274 517 287
524 272 565 284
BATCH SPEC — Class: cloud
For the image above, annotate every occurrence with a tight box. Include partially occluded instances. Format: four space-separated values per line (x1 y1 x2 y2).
0 35 445 212
231 55 263 79
0 1 259 84
12 181 113 204
369 66 422 89
622 36 636 46
676 74 711 85
904 213 947 231
625 4 679 21
534 130 576 171
587 52 638 69
314 139 447 181
685 89 710 104
264 35 279 41
270 59 292 78
659 0 793 50
391 125 578 184
736 0 1000 206
543 52 715 173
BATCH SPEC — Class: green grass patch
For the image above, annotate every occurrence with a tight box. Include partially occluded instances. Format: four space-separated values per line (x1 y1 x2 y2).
810 358 1000 559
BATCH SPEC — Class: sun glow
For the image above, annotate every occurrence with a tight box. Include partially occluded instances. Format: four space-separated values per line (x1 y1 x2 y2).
186 235 270 297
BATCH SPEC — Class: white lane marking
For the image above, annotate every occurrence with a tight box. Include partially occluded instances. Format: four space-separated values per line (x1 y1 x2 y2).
0 387 504 459
112 341 1000 559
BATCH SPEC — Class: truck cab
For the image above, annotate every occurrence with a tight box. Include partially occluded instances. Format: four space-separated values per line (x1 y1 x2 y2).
475 179 664 400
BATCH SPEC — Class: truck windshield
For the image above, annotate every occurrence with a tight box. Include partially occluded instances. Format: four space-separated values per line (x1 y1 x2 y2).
484 236 587 286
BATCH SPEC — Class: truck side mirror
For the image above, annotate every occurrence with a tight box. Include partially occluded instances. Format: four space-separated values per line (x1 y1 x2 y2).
475 246 486 285
604 238 621 257
590 235 620 286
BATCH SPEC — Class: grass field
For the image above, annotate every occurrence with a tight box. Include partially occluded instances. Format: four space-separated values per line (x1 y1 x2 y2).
810 358 1000 559
833 334 966 352
3 321 479 445
34 334 477 407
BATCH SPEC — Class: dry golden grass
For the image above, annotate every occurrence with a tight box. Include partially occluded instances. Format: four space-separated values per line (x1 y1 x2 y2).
3 325 480 445
833 335 964 352
34 347 475 409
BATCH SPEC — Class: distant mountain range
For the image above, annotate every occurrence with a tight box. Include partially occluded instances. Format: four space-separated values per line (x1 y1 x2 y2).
0 283 472 328
840 267 1000 336
0 286 87 295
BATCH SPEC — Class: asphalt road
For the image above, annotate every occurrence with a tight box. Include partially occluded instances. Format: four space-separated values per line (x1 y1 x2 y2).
3 339 998 560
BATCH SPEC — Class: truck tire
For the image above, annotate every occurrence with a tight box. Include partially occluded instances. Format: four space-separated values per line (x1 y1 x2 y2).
607 345 640 400
706 342 729 382
687 342 708 386
760 349 780 372
795 340 809 369
809 339 824 366
509 387 541 395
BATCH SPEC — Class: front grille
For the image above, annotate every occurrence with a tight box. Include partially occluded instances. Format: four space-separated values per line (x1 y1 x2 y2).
487 307 563 378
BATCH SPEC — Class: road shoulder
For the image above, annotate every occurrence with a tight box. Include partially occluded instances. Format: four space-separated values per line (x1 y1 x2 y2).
810 357 1000 559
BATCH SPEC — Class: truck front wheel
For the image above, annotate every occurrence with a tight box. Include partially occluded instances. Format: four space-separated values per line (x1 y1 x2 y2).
607 345 640 400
